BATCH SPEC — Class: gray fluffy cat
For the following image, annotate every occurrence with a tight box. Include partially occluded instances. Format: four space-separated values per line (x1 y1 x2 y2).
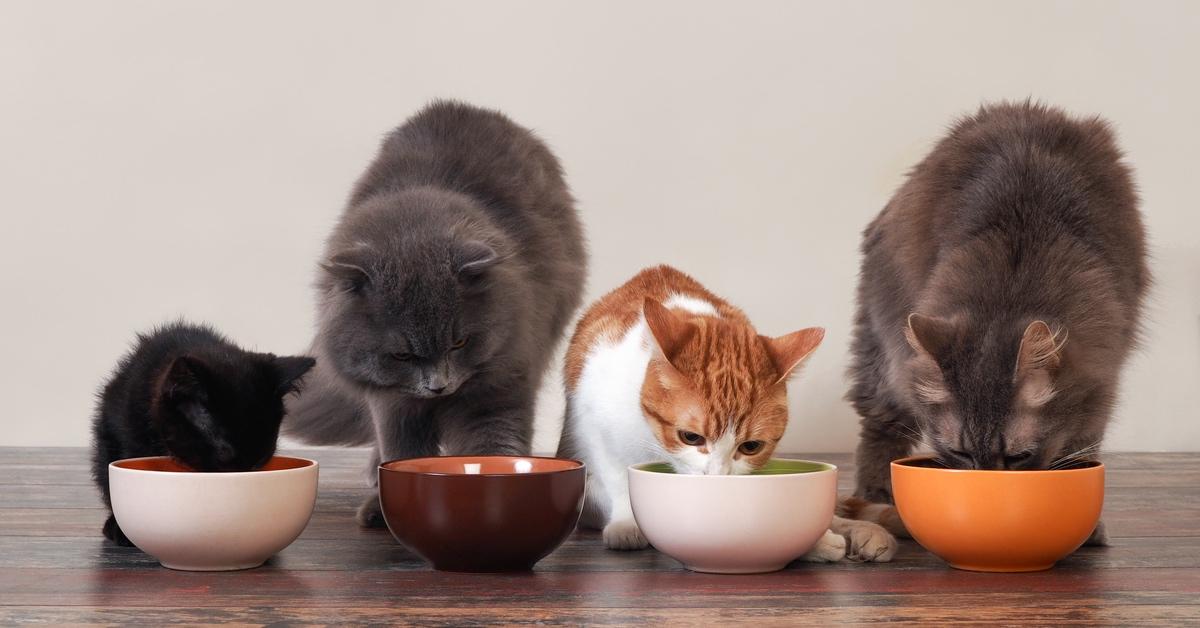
841 102 1148 544
286 101 587 527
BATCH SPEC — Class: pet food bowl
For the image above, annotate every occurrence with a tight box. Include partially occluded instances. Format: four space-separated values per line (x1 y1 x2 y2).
108 455 318 571
891 456 1104 572
379 455 585 572
629 459 837 573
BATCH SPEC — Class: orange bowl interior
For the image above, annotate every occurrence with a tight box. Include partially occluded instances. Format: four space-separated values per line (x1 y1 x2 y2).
381 455 581 476
112 456 313 473
890 456 1104 572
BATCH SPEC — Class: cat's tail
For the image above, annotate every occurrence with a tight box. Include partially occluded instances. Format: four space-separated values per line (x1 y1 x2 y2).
283 362 374 446
837 496 910 538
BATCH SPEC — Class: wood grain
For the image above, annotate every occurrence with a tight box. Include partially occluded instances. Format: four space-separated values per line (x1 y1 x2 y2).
1 447 1197 626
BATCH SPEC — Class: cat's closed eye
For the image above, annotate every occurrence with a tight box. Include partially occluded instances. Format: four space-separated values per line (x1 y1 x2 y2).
450 337 469 350
677 430 705 446
1004 451 1034 466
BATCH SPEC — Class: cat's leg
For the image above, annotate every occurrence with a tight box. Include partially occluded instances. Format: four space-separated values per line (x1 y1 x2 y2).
837 495 909 538
847 319 917 504
357 394 439 529
830 515 898 562
597 460 646 551
850 395 918 504
557 399 609 530
438 395 534 456
103 514 133 547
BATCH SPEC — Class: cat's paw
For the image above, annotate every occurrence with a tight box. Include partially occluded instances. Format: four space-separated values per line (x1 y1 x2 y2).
603 519 649 550
356 495 387 529
843 520 897 562
103 514 134 547
802 529 847 563
1084 520 1109 546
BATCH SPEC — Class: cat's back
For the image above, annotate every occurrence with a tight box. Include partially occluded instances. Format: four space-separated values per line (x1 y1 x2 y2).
352 100 578 233
870 102 1144 283
93 322 230 460
99 323 228 411
564 266 745 391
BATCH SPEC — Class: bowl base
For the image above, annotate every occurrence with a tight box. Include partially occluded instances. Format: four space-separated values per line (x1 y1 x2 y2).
684 562 789 574
948 562 1056 573
160 560 266 572
431 562 536 573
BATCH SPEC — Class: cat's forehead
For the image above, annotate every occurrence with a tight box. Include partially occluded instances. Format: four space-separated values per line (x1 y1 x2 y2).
672 319 778 419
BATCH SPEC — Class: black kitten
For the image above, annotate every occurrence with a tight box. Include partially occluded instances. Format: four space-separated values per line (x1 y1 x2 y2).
91 322 315 545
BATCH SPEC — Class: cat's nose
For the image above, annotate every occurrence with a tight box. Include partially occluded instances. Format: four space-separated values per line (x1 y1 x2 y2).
424 384 446 394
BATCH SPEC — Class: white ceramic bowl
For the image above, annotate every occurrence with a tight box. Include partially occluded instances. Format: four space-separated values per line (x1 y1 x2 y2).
109 456 318 571
629 459 837 573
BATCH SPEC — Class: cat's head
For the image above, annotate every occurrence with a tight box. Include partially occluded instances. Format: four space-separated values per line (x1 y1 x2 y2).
315 190 513 398
154 352 315 471
639 298 824 475
903 313 1100 470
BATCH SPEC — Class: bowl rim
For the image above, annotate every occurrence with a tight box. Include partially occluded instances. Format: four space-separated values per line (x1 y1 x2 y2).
379 454 585 477
891 455 1104 475
628 458 837 478
109 455 317 476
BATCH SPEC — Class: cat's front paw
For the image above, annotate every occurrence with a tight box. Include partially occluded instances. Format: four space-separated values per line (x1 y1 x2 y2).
103 514 134 547
802 529 847 563
356 495 387 529
603 519 649 550
1085 520 1109 546
843 520 897 562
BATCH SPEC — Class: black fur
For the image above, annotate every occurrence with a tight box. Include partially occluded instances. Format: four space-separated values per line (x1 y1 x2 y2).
91 321 315 545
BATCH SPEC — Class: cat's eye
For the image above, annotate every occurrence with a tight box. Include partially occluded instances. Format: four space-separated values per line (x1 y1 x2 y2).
450 337 469 350
389 352 414 362
1004 451 1034 466
738 440 764 455
678 430 705 446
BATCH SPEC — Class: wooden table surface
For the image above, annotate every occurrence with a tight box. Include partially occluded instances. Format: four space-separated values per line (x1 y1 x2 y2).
1 448 1198 626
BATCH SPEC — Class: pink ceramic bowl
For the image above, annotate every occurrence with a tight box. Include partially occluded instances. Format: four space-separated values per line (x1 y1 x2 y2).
629 459 837 573
109 456 318 571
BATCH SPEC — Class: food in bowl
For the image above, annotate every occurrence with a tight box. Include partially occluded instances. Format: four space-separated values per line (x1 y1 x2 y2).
379 455 585 572
109 455 318 571
629 459 837 573
891 455 1104 572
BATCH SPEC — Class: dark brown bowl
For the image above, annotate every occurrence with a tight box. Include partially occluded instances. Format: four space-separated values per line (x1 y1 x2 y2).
378 455 585 572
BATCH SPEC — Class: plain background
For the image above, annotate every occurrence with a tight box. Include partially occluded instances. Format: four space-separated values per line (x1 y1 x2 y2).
2 1 1196 453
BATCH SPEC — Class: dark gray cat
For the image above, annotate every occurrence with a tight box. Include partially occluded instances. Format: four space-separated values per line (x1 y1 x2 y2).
285 101 587 527
842 102 1148 542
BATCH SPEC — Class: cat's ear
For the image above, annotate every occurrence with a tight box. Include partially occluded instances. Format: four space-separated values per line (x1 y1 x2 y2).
643 298 696 366
454 241 500 279
162 356 208 402
271 355 317 395
321 253 370 292
905 313 958 362
1016 320 1066 374
762 327 825 384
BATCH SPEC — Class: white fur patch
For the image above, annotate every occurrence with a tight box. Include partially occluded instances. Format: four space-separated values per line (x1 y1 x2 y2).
663 293 719 317
567 293 727 527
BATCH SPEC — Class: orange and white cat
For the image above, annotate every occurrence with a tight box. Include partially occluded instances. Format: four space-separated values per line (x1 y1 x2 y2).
557 266 896 562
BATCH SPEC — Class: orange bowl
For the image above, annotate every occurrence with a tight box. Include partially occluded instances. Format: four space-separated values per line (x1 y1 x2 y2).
891 456 1104 572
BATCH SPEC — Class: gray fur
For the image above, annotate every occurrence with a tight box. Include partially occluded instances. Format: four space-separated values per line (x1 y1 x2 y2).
285 101 586 526
848 102 1148 504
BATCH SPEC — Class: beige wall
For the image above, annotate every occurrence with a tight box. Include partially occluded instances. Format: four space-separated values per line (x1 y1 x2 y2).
2 0 1196 452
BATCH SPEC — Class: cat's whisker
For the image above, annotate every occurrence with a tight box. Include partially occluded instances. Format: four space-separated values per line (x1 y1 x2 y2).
1047 441 1103 470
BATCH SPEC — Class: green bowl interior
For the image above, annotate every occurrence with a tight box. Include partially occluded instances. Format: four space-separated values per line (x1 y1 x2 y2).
633 459 833 475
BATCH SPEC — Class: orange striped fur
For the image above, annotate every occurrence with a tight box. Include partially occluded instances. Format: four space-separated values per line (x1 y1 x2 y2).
565 265 823 468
